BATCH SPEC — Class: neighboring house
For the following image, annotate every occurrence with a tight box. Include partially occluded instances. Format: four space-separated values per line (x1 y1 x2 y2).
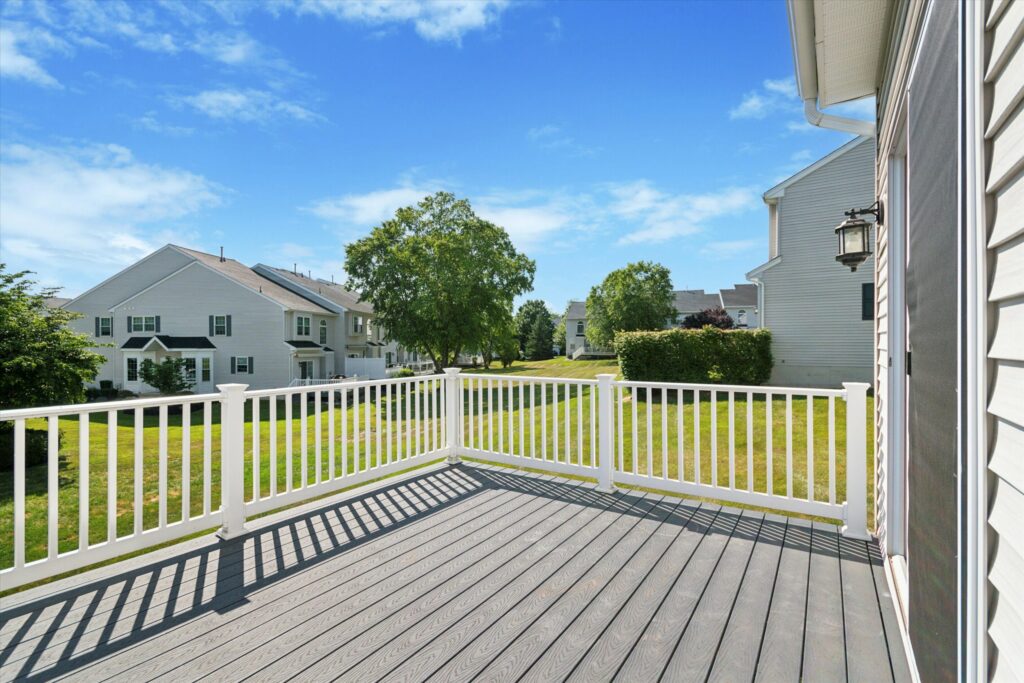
63 245 336 392
785 1 1022 680
672 289 726 325
563 301 613 360
252 264 406 377
746 136 875 387
44 296 70 309
718 284 758 328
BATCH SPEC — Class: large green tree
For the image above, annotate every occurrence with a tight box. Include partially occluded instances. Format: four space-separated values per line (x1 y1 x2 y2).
514 299 551 353
524 312 555 361
0 265 104 410
345 192 536 370
585 261 676 348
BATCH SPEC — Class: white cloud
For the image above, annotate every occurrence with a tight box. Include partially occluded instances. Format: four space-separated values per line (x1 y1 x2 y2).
305 184 441 226
699 239 758 260
307 177 755 252
610 181 758 245
174 88 323 124
0 25 64 88
279 0 511 43
730 77 799 120
132 111 195 136
0 141 222 294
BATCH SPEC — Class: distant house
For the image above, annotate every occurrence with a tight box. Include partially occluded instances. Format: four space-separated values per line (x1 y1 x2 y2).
746 136 875 387
63 245 339 392
671 289 721 325
718 284 758 328
252 264 408 372
43 296 71 309
562 301 613 360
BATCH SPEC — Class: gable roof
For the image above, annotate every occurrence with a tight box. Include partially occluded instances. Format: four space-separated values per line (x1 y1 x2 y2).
673 289 720 313
121 335 216 350
254 264 375 315
565 301 586 319
168 246 332 314
719 284 758 308
44 297 70 309
763 136 873 200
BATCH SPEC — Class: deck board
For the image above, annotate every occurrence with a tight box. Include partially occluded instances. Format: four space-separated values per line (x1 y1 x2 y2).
0 463 910 683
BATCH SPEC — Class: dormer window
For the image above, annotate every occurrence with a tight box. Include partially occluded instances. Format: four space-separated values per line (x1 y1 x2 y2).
296 315 311 336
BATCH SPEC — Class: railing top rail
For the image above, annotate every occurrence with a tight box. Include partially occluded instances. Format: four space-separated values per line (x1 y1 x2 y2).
613 379 847 397
0 391 224 421
462 373 599 385
245 373 444 397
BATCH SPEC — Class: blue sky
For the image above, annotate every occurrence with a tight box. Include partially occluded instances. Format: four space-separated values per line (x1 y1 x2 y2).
0 0 870 311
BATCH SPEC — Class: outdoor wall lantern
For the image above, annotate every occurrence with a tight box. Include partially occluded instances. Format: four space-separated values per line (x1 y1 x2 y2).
835 201 882 272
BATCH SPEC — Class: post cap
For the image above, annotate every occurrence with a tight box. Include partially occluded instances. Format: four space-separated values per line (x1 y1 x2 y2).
216 383 249 394
443 367 461 376
596 373 616 382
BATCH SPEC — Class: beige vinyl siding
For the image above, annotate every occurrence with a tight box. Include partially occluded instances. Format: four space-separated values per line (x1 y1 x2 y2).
757 136 876 387
985 1 1024 679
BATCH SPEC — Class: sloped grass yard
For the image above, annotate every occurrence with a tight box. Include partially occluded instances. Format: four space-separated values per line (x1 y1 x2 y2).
465 358 875 527
1 358 874 573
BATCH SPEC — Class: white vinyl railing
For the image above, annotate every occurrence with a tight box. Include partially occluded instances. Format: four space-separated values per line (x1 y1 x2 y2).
0 368 868 590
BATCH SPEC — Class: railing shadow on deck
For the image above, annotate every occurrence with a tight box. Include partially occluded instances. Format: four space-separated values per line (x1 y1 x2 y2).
0 464 876 681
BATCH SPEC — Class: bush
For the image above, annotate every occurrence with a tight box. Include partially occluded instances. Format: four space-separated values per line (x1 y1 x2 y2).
615 327 772 385
392 367 415 378
0 427 54 471
681 306 734 330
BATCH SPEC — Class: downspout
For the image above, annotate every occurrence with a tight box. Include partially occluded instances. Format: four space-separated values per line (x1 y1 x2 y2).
787 0 877 137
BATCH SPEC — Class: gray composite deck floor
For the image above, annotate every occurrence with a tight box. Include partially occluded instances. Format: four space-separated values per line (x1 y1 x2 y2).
0 462 911 682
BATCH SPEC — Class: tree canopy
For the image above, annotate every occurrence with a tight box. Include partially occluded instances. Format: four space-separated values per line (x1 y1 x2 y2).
345 192 535 370
0 265 104 410
524 311 555 361
584 261 676 348
514 299 551 353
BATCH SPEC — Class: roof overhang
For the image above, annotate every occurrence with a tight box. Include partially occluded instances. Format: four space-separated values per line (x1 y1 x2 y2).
787 0 893 135
746 256 782 281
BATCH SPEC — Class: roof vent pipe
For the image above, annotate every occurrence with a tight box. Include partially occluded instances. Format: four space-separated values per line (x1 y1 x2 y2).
293 263 297 275
219 246 225 262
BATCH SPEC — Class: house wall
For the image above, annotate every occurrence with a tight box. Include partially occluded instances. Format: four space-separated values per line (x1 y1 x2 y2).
65 247 195 386
111 264 295 390
982 1 1024 680
565 315 586 356
723 306 759 329
758 137 875 387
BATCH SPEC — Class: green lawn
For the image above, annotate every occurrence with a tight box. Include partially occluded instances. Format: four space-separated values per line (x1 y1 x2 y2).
2 358 874 573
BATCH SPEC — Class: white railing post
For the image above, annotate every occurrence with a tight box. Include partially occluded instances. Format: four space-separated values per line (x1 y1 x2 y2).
444 368 461 464
217 383 249 540
841 382 871 540
596 374 617 493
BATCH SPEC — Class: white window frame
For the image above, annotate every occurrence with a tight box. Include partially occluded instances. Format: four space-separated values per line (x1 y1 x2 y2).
182 357 197 383
296 315 311 336
235 356 250 374
576 321 585 335
201 357 211 382
131 316 156 333
126 357 139 382
353 315 365 334
99 317 112 337
319 319 328 345
213 315 228 336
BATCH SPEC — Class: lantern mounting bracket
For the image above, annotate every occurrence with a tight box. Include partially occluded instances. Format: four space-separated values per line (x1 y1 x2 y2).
844 200 884 224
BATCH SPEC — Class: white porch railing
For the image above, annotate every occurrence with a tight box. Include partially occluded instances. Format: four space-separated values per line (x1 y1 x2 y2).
288 377 359 387
0 368 868 591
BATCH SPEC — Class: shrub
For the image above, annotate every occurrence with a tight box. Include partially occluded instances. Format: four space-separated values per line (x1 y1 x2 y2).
0 428 54 471
391 367 416 378
139 358 195 394
681 306 734 329
615 327 772 385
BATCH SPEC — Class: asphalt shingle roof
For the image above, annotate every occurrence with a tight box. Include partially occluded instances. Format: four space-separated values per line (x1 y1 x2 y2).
171 246 332 315
121 336 216 350
719 284 758 308
673 290 721 314
259 265 375 315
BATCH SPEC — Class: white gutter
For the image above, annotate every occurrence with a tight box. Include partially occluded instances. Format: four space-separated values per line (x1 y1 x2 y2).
786 0 876 137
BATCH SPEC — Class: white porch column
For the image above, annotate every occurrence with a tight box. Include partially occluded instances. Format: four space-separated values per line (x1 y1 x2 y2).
444 368 462 464
217 383 249 540
841 382 871 540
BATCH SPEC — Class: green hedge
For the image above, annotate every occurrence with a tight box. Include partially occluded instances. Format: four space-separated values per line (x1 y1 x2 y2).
615 327 773 385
